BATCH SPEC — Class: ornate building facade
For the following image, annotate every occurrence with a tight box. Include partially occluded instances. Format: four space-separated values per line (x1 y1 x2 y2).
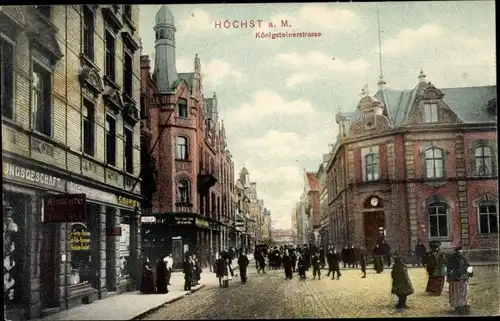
326 72 498 259
1 5 142 319
139 5 235 268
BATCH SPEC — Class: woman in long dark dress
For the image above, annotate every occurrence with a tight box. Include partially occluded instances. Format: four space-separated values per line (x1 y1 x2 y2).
156 257 168 294
140 257 155 294
391 256 414 310
215 254 225 287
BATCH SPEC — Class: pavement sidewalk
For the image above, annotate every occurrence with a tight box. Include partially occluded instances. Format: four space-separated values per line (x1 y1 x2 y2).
30 259 248 321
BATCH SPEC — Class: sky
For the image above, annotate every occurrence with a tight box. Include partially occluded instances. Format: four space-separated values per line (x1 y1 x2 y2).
139 2 496 230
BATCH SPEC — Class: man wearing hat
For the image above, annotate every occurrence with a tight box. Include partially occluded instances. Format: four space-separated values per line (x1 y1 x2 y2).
424 241 447 296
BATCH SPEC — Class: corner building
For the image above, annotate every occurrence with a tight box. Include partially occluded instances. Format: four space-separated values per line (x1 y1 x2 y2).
1 5 143 319
327 72 498 259
140 5 235 269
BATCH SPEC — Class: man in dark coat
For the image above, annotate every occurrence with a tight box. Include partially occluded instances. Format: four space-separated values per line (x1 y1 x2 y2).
290 247 297 273
311 252 322 280
414 240 427 267
215 253 226 287
359 246 367 278
183 256 193 291
326 247 341 280
156 257 168 293
253 249 260 270
341 246 349 268
302 245 311 270
283 249 293 280
350 245 359 268
373 243 384 273
257 250 266 274
382 239 392 267
319 246 326 269
297 253 307 280
237 249 249 284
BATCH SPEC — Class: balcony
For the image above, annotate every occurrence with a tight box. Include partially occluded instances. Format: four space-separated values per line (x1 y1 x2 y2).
197 170 218 192
175 201 193 213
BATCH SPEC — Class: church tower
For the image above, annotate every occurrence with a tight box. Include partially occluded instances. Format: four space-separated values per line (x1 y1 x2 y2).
153 5 178 92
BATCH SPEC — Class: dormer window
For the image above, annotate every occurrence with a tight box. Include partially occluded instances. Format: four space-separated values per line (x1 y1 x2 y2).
424 103 438 123
178 98 188 118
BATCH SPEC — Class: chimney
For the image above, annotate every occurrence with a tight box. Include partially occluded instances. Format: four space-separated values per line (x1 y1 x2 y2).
418 69 426 84
140 55 151 70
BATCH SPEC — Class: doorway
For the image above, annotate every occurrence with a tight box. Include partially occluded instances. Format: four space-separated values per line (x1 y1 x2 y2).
363 211 385 250
40 224 58 308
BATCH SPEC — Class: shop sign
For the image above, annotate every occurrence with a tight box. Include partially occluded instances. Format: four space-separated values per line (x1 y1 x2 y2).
69 223 90 251
3 162 65 191
117 196 138 208
106 227 122 236
195 218 210 229
141 216 157 223
43 194 86 223
67 182 116 205
173 216 194 225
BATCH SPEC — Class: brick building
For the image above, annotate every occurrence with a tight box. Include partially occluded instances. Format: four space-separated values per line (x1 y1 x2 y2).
326 71 498 258
1 5 142 319
304 172 321 244
139 5 235 268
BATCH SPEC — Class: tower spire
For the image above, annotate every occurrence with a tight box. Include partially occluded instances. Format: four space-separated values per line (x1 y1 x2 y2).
376 4 386 90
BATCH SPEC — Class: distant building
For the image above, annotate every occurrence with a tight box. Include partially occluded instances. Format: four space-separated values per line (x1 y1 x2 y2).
326 71 497 258
271 229 294 245
305 172 321 245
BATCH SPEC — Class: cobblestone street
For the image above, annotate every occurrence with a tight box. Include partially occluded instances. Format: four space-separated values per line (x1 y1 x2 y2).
142 265 499 319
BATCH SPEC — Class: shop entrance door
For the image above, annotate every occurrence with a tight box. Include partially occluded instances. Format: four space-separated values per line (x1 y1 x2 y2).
40 224 58 308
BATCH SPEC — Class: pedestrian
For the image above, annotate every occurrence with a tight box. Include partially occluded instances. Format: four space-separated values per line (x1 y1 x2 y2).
193 255 202 286
326 247 341 280
253 249 260 270
350 245 359 268
155 257 168 294
373 243 384 273
222 257 233 288
164 253 173 285
311 252 322 280
391 255 414 310
140 257 155 294
183 255 193 291
257 250 266 274
237 249 249 284
290 247 297 273
446 246 472 315
382 239 392 267
414 240 427 267
283 249 294 280
215 253 225 287
319 246 326 269
341 246 349 268
359 246 367 278
297 254 307 280
424 241 447 296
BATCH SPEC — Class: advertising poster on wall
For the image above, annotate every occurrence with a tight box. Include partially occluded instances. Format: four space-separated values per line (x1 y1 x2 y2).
119 224 131 277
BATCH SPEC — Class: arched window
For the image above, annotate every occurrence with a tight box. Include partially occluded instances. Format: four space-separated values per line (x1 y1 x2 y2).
364 153 379 181
176 136 188 160
424 148 444 179
427 202 449 237
477 201 498 234
178 180 190 203
475 146 492 176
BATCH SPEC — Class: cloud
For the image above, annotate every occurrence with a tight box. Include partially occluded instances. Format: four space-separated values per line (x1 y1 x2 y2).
177 10 220 36
228 91 314 124
274 51 370 88
380 24 445 55
176 57 246 89
298 4 361 31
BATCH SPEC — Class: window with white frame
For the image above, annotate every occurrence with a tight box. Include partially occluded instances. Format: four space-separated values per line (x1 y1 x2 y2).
32 63 52 136
427 202 449 238
478 202 498 234
425 148 444 179
178 180 190 203
362 146 379 182
423 103 438 123
474 146 492 176
176 136 188 160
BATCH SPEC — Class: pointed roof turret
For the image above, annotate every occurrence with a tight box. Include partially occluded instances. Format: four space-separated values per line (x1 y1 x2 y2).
155 5 175 27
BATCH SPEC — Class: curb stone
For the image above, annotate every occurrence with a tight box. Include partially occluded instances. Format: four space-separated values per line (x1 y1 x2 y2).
130 285 206 320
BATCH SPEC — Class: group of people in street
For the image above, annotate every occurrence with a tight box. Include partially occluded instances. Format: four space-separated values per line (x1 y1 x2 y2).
140 254 174 294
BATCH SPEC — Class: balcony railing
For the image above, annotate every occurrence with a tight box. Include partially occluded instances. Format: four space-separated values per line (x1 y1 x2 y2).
175 201 193 213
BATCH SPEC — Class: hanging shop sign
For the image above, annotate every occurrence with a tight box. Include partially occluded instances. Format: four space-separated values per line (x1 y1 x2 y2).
173 216 195 226
117 196 138 208
3 161 66 191
43 193 86 223
69 223 90 251
195 218 210 229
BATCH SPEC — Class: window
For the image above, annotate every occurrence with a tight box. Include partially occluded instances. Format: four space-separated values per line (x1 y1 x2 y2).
140 96 147 119
105 29 115 81
178 98 188 118
35 5 52 19
83 100 95 156
123 47 133 98
478 202 498 234
424 103 438 123
124 127 133 174
32 63 52 136
159 29 165 39
83 6 95 61
178 180 190 203
475 146 492 176
425 148 444 179
176 136 188 160
123 5 132 20
105 115 116 166
1 36 14 119
364 153 379 181
427 202 449 238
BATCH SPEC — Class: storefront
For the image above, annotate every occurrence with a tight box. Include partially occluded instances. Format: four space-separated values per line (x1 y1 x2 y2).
2 157 142 320
141 213 212 269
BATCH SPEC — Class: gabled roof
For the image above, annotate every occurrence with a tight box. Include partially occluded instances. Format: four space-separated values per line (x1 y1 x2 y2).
175 72 194 94
306 172 319 190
